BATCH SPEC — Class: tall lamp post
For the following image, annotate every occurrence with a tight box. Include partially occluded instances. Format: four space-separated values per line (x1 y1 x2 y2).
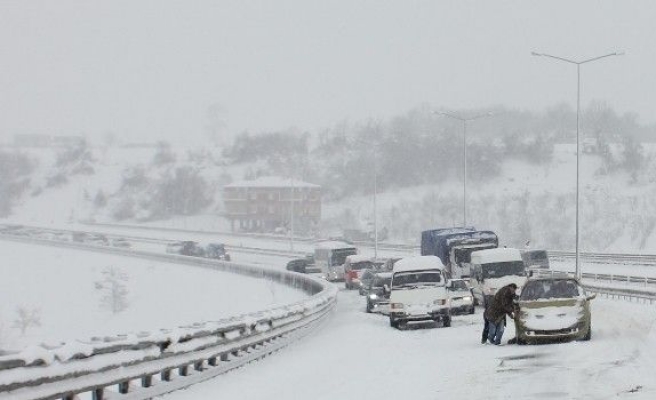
355 139 380 259
434 111 494 227
532 51 622 278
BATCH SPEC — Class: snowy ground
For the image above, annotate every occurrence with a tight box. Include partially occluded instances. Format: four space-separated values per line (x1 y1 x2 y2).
0 241 306 352
160 288 656 400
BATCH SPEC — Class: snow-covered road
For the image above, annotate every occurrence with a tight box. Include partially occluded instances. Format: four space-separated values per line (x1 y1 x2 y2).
161 288 656 400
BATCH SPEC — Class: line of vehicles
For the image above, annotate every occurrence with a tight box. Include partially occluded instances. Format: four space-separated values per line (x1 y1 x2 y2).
286 226 594 343
165 240 231 261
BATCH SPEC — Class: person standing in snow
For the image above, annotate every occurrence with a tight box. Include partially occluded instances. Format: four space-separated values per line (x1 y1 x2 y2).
484 283 518 345
481 293 491 344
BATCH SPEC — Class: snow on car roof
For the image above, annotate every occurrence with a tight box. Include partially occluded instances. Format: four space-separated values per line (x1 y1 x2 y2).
470 247 522 264
393 255 444 273
346 255 371 263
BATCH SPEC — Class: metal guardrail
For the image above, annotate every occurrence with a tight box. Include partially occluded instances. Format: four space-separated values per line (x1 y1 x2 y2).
0 233 338 400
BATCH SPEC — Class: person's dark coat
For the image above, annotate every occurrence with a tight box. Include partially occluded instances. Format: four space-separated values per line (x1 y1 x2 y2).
484 284 517 324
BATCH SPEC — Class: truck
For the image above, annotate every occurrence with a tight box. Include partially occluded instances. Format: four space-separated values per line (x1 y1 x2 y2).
469 247 527 306
420 227 498 279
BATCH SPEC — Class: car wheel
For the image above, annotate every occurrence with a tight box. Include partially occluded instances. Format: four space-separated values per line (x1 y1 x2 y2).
389 317 397 328
345 281 350 289
469 306 475 314
581 323 592 341
443 316 451 328
366 301 372 313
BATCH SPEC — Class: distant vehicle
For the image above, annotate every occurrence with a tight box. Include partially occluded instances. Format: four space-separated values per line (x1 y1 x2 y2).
388 255 451 329
469 248 527 306
110 238 132 248
364 271 392 313
421 227 498 279
286 255 317 274
521 249 550 275
178 241 205 257
314 241 358 282
343 255 377 289
203 243 231 261
515 274 595 344
446 279 475 315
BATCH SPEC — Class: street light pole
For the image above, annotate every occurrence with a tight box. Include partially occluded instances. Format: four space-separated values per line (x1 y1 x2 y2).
435 111 494 227
532 51 622 278
354 138 380 259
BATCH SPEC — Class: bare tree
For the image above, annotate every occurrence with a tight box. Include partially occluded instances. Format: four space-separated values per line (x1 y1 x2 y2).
95 266 129 314
12 307 41 336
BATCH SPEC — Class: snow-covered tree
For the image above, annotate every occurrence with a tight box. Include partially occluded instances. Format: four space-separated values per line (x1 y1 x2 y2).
95 266 129 314
12 307 41 336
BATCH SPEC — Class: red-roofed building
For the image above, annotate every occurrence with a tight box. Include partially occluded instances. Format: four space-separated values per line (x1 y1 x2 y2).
223 176 321 233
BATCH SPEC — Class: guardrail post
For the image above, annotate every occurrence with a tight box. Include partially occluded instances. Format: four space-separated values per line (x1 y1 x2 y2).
162 369 172 382
118 380 130 394
221 353 229 362
142 375 153 388
92 388 104 400
194 361 204 371
645 277 649 287
208 356 218 366
179 364 189 376
610 274 614 283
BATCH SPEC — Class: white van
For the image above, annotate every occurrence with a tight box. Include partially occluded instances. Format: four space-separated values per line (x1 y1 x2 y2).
469 248 527 305
388 255 451 329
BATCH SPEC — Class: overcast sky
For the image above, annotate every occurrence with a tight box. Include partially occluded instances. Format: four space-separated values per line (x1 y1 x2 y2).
1 1 654 145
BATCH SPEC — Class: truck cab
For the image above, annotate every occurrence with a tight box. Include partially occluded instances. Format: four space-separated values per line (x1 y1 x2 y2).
469 248 527 306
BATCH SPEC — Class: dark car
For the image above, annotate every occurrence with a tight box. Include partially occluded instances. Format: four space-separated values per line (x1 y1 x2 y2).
286 255 317 273
179 241 205 257
204 243 231 261
364 272 393 313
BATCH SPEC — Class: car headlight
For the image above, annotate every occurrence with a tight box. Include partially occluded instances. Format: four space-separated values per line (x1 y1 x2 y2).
369 294 378 300
391 303 404 310
463 296 472 302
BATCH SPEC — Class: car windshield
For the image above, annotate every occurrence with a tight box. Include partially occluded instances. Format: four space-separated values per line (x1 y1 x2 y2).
482 261 525 279
392 271 441 289
520 279 581 300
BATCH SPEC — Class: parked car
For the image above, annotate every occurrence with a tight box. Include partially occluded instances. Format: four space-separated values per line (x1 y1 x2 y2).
204 243 231 261
178 241 205 257
343 255 377 289
364 272 392 313
515 274 595 344
446 279 475 315
388 255 451 329
286 254 317 273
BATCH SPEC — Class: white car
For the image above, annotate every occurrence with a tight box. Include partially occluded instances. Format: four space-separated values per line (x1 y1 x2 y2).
446 279 475 315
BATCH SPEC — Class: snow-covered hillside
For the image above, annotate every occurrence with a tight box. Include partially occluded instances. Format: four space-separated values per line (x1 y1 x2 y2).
2 142 656 252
